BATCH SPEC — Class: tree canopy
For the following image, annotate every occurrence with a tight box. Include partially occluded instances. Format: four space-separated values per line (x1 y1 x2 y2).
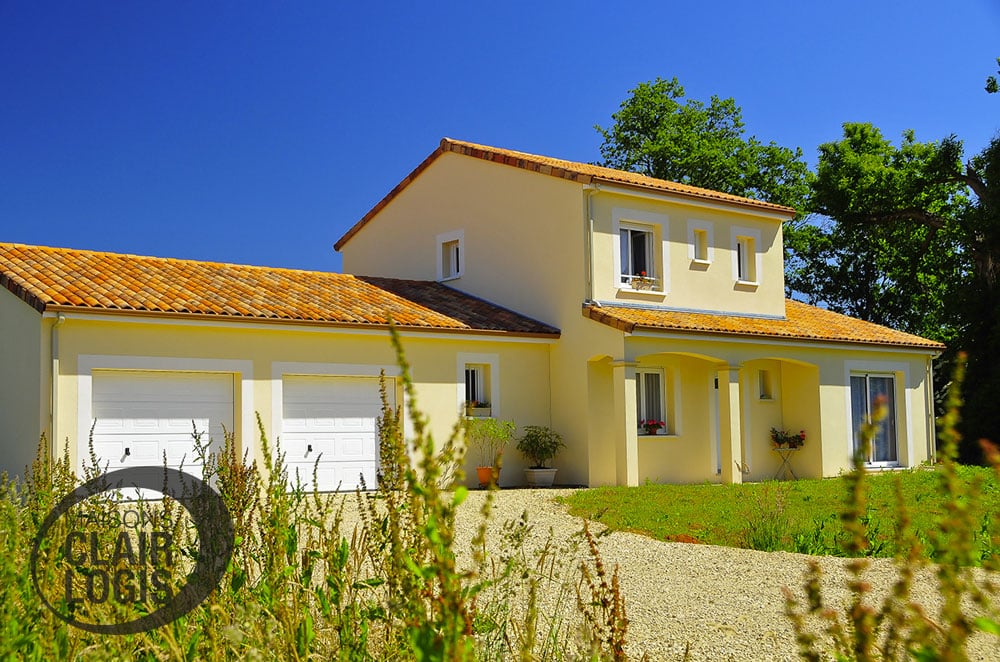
807 123 1000 461
595 77 812 214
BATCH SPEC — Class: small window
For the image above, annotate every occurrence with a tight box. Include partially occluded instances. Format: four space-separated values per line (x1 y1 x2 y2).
442 240 460 278
758 369 773 400
436 230 464 281
736 236 756 283
693 229 709 262
464 363 490 416
620 226 657 289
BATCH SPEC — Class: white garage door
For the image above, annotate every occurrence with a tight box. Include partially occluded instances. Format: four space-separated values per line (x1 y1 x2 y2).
90 371 235 478
281 375 391 492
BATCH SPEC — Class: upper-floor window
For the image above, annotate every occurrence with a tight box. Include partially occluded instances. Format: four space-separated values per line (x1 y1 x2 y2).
436 230 464 281
731 227 761 286
736 236 755 282
613 208 668 292
687 219 714 265
620 225 654 287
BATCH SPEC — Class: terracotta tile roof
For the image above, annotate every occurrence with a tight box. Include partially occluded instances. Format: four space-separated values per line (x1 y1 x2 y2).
0 243 560 337
334 138 796 251
583 300 944 351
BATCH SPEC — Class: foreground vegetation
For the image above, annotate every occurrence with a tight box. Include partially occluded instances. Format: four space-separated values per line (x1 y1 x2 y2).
1 330 629 661
1 337 999 660
563 466 1000 561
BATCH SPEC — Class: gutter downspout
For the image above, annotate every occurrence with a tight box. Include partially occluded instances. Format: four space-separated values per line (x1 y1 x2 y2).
926 355 937 463
584 184 599 304
50 313 66 455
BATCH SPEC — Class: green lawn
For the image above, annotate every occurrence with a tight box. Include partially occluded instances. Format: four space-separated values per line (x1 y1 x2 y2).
560 466 1000 560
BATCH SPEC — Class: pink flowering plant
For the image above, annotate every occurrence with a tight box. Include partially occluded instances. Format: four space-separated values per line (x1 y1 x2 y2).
770 427 806 449
640 419 666 435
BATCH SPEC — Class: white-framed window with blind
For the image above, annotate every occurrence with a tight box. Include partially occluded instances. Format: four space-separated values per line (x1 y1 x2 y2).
613 208 667 292
850 373 898 465
464 364 488 405
457 352 499 418
636 368 677 436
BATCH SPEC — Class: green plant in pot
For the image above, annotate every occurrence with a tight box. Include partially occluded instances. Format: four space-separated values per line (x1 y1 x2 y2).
516 425 564 487
464 417 514 488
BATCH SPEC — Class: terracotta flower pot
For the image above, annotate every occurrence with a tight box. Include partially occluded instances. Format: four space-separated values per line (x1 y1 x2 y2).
476 465 498 488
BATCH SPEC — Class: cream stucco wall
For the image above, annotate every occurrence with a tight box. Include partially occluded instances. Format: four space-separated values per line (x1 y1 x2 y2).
589 190 787 318
625 334 935 483
33 313 552 488
0 288 47 479
338 151 937 486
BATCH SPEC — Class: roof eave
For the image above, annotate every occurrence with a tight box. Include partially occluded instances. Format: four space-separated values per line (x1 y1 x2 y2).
583 305 943 353
44 304 562 339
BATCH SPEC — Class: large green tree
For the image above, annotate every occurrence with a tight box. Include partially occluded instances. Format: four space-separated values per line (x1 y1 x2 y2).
596 77 812 213
808 123 1000 461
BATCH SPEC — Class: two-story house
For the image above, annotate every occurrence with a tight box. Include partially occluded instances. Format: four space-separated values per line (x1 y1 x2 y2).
0 138 943 487
337 139 943 486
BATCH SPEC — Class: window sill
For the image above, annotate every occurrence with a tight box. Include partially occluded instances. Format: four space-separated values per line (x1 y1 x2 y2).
439 274 462 283
617 286 667 298
734 279 759 291
690 259 711 270
639 432 678 439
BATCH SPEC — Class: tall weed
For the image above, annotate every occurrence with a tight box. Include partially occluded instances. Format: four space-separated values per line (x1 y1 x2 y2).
0 325 632 661
783 353 1000 660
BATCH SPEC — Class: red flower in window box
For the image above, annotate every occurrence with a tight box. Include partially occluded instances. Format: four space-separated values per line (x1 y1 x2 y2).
640 419 665 435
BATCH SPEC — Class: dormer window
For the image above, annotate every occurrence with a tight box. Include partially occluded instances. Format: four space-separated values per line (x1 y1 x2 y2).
436 230 464 281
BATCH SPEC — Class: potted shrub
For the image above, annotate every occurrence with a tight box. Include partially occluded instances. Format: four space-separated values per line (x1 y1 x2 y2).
464 417 514 488
516 425 564 487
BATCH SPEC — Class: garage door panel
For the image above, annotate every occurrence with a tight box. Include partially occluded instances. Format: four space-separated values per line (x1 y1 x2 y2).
282 376 389 492
287 461 376 492
89 371 234 479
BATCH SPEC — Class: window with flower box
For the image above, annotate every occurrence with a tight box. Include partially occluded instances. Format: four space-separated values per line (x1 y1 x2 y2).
613 208 667 292
636 368 675 435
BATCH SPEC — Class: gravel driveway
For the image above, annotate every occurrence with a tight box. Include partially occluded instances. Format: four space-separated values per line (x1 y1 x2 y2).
449 488 998 661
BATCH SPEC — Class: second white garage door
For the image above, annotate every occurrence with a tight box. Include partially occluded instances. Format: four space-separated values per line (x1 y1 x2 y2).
281 375 392 492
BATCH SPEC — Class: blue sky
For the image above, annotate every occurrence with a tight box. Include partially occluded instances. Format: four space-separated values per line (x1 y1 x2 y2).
2 1 997 273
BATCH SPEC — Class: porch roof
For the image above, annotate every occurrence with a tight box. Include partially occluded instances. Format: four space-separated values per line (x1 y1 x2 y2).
583 300 945 351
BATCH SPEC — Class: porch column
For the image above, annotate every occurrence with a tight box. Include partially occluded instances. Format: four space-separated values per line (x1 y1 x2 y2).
718 365 744 484
611 360 639 486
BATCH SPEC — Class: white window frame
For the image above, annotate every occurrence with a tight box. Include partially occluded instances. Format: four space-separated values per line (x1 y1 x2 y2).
457 353 499 417
612 208 668 292
758 368 774 401
731 227 762 286
436 230 464 281
635 367 679 436
687 219 714 264
849 372 900 467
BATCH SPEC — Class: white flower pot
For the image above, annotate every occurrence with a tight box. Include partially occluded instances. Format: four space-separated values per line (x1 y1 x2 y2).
523 467 557 488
